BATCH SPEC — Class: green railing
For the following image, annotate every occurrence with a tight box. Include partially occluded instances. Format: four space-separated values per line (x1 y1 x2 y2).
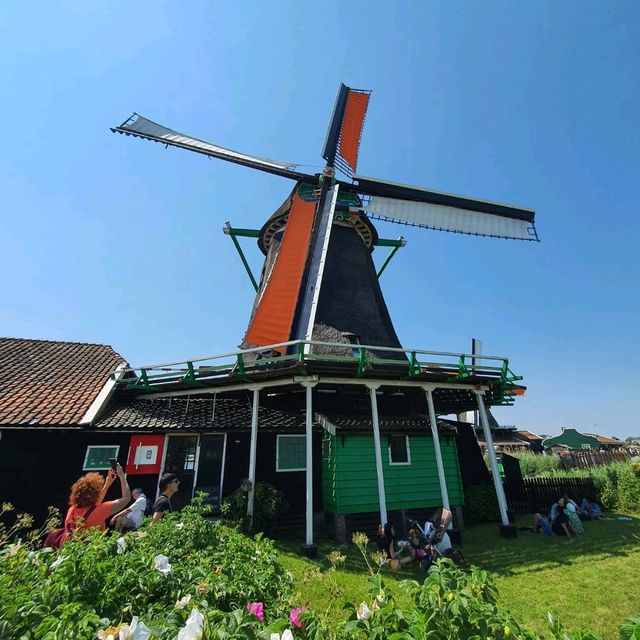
113 340 523 402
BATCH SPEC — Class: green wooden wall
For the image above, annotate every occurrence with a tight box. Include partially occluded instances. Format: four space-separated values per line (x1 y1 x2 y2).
322 432 463 515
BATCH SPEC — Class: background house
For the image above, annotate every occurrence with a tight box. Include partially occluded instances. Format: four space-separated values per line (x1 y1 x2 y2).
0 337 126 522
542 428 609 452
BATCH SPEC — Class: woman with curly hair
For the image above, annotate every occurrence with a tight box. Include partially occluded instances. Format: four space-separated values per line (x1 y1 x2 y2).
64 462 131 533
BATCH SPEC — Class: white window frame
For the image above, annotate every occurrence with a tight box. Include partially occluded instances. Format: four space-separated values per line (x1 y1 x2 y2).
322 436 331 460
276 434 307 472
82 444 120 471
388 435 411 466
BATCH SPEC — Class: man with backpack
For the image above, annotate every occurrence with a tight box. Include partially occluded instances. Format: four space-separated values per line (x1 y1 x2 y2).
110 487 148 532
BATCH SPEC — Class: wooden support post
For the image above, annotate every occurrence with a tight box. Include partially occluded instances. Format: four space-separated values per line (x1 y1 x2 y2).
367 384 388 526
247 388 259 525
301 382 318 557
425 387 450 511
476 391 515 536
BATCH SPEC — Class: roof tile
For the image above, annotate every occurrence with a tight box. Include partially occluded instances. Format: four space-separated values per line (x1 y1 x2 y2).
0 337 125 426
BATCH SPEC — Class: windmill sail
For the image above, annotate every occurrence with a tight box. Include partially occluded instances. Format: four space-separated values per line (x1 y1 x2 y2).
243 191 316 351
111 114 315 183
348 176 538 241
322 84 371 177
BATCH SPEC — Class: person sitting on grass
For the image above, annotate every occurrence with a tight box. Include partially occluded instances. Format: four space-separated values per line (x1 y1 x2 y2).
562 493 584 534
550 497 573 537
377 523 412 569
532 508 554 535
109 487 148 532
407 527 433 564
580 498 603 519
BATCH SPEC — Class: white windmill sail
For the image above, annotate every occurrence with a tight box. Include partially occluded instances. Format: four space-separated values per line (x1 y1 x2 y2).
362 196 536 240
112 114 313 182
350 175 538 242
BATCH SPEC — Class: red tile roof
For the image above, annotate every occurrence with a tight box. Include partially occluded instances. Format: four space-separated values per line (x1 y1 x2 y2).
584 433 622 446
0 337 126 427
515 430 543 441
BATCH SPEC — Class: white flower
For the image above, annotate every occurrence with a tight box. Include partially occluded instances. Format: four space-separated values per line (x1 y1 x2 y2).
116 537 127 555
154 554 172 576
119 616 152 640
175 608 204 640
270 631 293 640
356 602 372 620
48 555 66 572
135 530 147 539
176 522 185 530
175 594 192 609
41 546 54 553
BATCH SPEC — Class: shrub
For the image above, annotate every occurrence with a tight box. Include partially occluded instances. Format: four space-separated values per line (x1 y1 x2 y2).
591 462 640 513
511 452 561 477
221 481 289 533
464 483 500 524
1 499 638 640
0 495 293 639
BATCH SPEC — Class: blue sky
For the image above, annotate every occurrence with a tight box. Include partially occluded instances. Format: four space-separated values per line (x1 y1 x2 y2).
1 1 638 438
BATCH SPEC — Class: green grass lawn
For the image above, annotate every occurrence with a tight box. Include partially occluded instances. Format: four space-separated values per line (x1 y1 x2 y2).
275 514 640 639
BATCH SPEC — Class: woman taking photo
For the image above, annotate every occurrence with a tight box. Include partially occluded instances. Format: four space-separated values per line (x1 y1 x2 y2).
63 462 131 533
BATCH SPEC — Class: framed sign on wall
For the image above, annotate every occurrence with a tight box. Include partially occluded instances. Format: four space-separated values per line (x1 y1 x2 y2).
126 435 165 475
83 445 120 471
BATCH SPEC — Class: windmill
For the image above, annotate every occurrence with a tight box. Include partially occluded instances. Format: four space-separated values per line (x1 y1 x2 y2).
112 85 537 542
111 84 538 362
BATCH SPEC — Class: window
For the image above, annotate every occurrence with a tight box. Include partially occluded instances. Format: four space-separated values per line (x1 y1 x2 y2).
276 435 306 472
388 435 410 465
83 445 120 471
581 444 592 450
345 333 361 358
322 436 331 459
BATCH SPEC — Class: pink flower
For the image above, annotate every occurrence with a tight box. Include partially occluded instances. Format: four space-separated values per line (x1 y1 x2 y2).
289 607 306 628
246 602 264 621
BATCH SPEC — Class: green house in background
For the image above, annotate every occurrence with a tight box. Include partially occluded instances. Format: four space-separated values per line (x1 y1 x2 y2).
320 415 465 540
542 428 601 451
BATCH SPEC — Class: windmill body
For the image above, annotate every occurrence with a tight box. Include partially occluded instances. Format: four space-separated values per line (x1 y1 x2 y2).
111 84 538 542
112 84 537 359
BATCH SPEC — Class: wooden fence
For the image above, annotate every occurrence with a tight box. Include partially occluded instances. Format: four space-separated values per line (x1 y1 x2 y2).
558 450 629 471
505 476 597 514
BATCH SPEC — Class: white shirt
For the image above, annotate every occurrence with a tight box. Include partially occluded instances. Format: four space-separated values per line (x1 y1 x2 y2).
128 494 148 528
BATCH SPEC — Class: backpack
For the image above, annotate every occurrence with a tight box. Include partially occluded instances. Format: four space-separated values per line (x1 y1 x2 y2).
143 495 154 518
44 504 98 549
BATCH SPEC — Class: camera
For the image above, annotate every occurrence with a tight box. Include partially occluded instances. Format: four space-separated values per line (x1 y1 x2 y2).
109 458 118 471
